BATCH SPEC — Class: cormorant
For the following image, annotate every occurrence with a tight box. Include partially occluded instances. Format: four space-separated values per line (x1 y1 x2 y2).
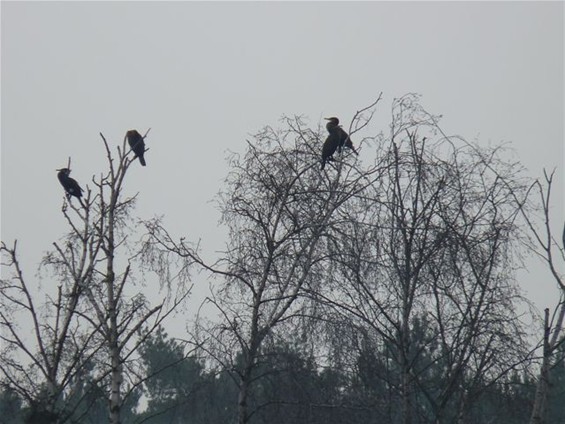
57 168 83 200
126 129 146 166
320 117 357 170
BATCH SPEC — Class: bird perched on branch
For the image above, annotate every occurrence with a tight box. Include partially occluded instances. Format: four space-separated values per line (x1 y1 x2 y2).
320 117 358 170
57 168 83 201
126 129 146 166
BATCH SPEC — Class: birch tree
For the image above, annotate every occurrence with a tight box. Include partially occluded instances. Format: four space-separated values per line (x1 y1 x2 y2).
518 171 565 424
0 189 101 423
144 99 384 424
0 131 191 424
310 94 532 424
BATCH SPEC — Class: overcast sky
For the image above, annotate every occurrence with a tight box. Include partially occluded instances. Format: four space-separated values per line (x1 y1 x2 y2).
2 1 563 329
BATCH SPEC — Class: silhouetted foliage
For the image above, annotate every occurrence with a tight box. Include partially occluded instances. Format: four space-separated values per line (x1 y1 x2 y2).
3 94 562 423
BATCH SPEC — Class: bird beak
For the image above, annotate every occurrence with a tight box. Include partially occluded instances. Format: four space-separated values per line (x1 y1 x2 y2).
323 117 330 120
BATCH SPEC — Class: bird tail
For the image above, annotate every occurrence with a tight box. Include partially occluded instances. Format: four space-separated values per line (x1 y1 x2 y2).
139 156 146 166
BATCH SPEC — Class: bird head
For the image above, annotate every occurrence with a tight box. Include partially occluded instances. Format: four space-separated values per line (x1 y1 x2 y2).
324 117 340 125
324 117 340 131
56 168 71 176
126 129 141 139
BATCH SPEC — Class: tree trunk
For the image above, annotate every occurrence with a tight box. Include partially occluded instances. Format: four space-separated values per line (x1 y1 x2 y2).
238 371 250 424
402 365 412 424
401 305 413 424
530 308 551 424
107 194 121 424
108 293 122 424
238 331 259 424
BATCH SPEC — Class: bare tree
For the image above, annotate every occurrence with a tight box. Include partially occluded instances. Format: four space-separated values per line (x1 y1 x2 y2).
0 131 192 424
138 94 535 423
514 171 565 424
84 132 192 424
308 95 532 424
143 99 384 424
0 190 102 422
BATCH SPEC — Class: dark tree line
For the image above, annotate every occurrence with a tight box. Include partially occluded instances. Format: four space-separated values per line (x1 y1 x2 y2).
4 329 565 424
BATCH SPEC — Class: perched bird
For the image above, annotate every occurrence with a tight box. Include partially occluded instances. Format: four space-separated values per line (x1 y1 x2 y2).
126 129 146 166
320 117 357 170
57 168 83 201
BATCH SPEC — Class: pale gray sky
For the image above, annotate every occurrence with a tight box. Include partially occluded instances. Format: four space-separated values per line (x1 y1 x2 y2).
2 1 563 325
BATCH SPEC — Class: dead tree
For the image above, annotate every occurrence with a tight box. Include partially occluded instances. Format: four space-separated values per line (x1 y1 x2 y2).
85 132 191 424
309 94 532 424
515 171 565 424
143 99 384 424
0 176 101 422
0 130 191 424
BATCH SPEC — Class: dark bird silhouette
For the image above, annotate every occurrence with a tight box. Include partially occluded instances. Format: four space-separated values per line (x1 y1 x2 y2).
320 117 357 170
126 129 146 166
57 168 83 201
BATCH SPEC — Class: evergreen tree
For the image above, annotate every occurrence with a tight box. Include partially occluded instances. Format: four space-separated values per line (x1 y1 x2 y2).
0 387 24 424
